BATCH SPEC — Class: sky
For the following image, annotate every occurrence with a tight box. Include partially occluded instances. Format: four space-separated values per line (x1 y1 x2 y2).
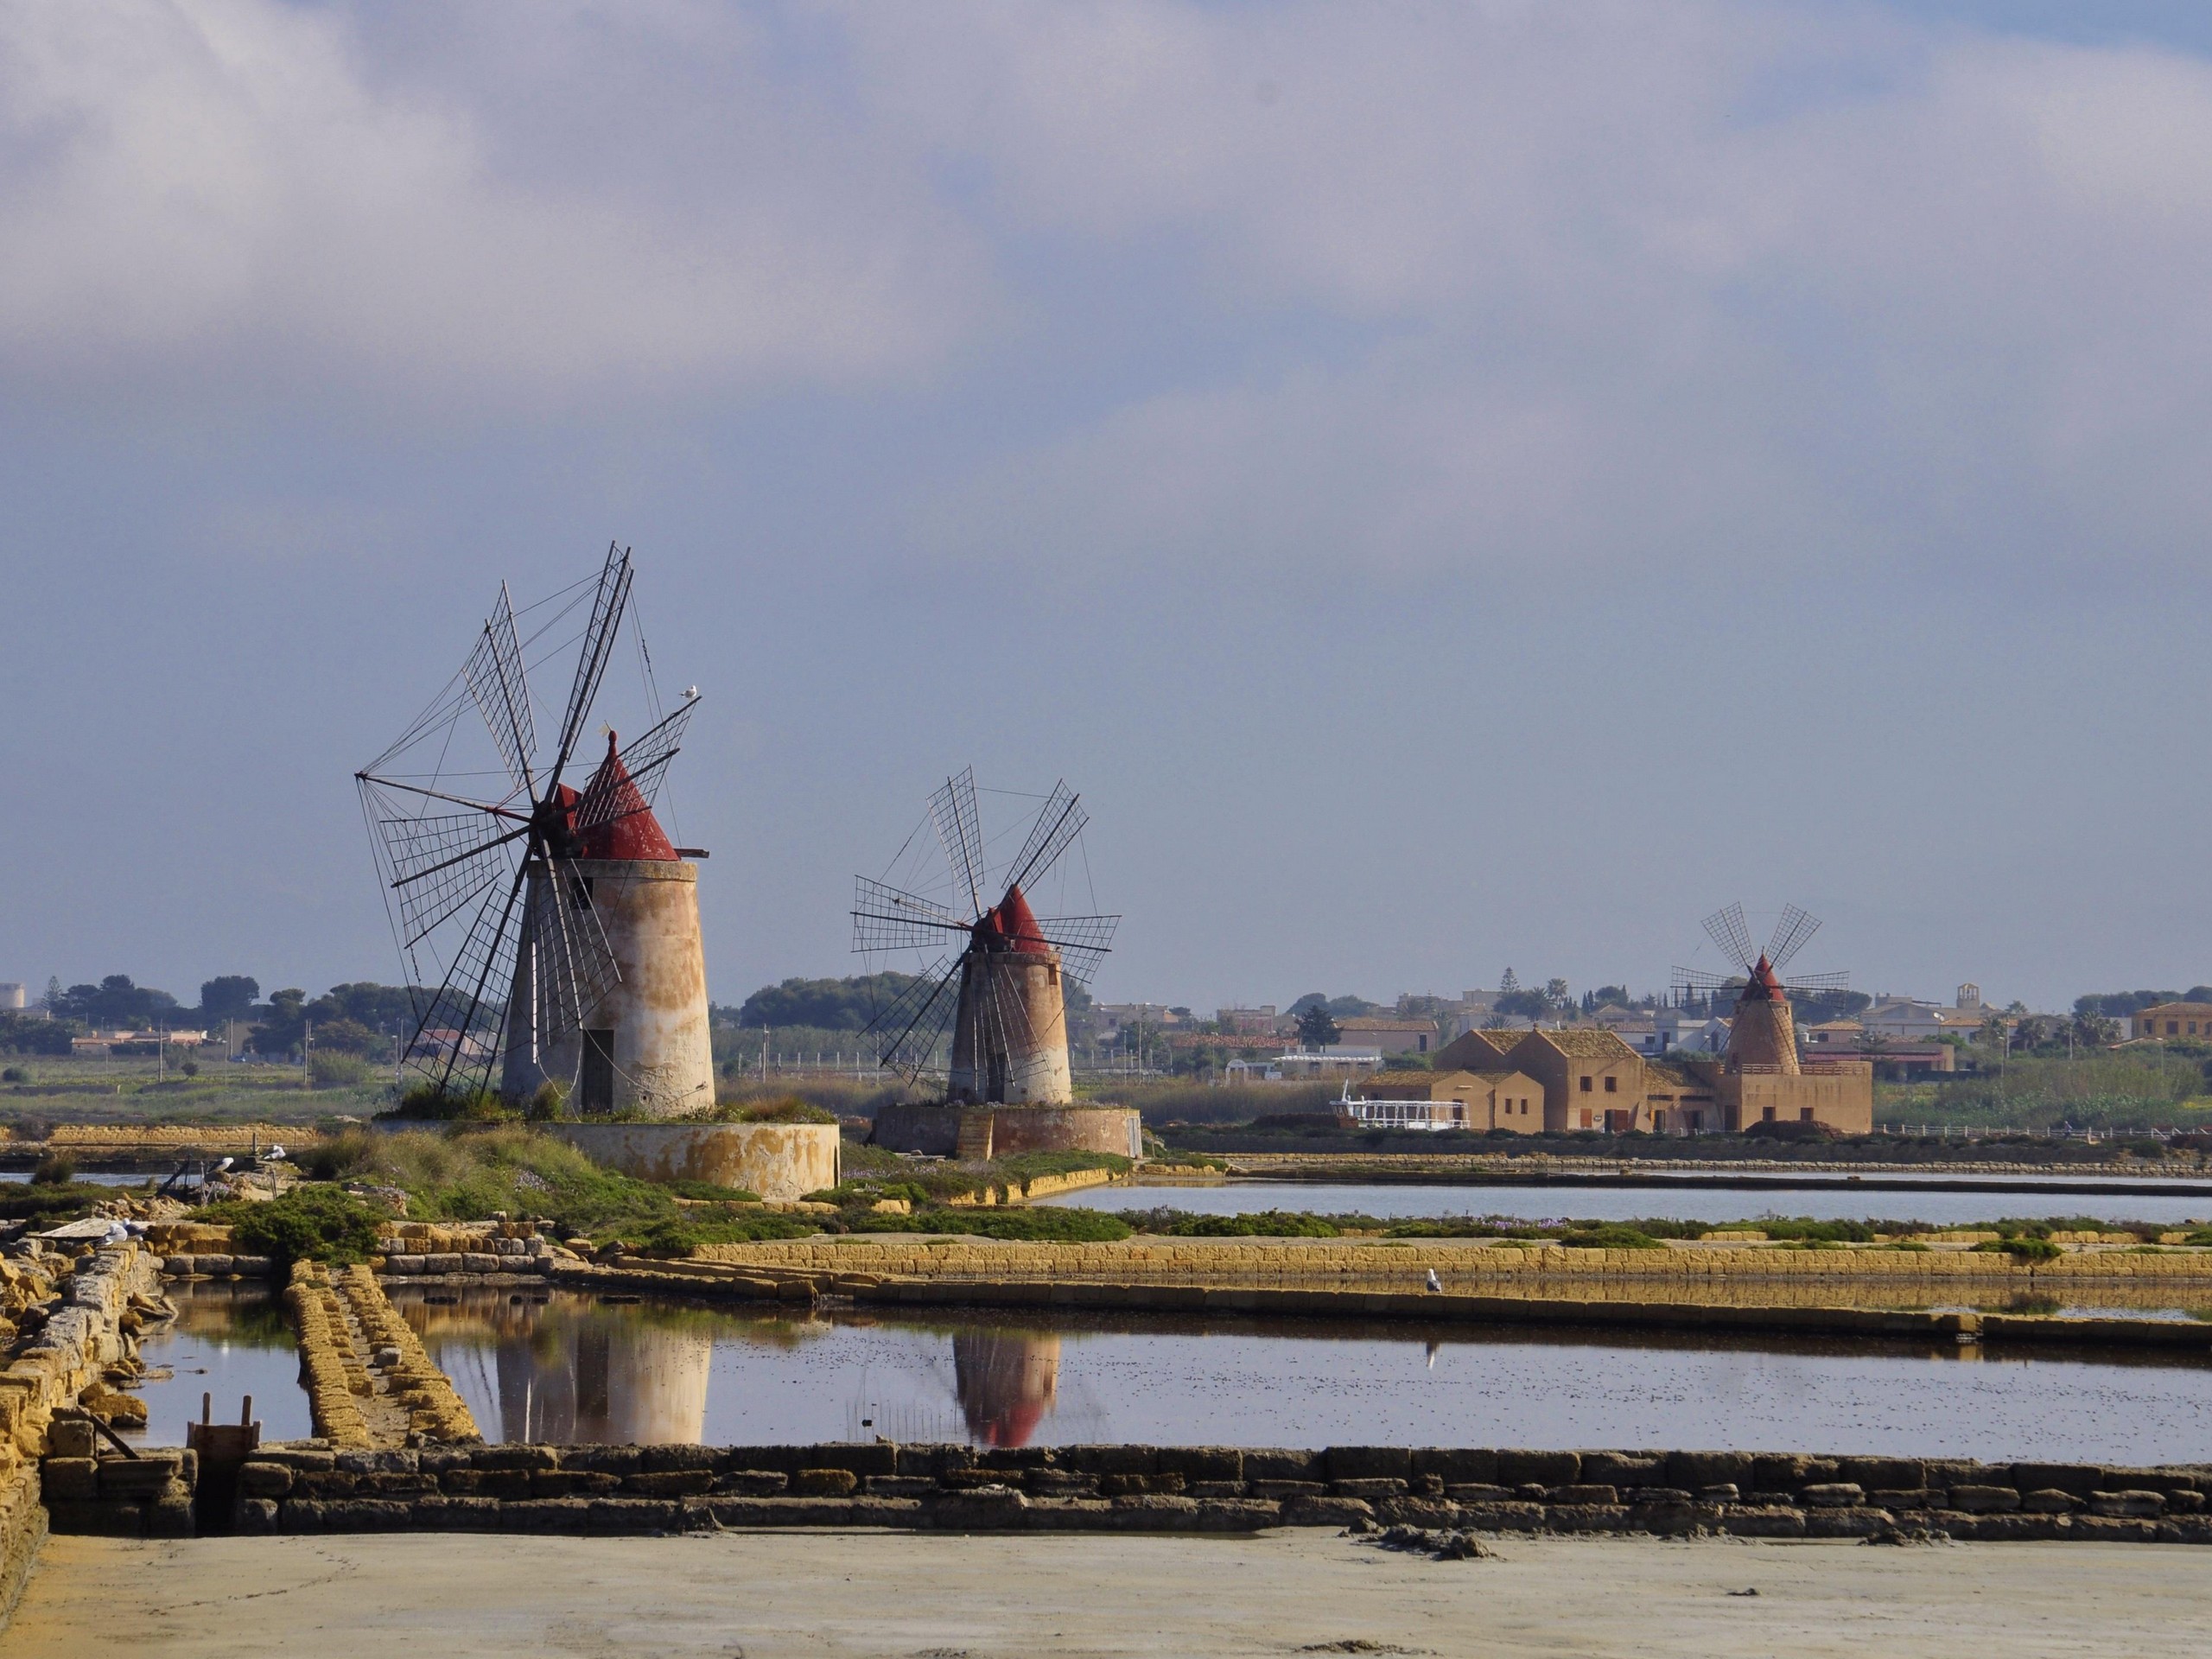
5 0 2212 1020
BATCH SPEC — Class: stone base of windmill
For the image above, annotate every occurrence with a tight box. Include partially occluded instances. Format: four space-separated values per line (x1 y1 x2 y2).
550 1122 841 1204
870 1103 1143 1162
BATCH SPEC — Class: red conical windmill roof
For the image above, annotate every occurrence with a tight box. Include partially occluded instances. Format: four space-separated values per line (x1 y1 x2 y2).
977 884 1050 952
575 732 676 861
1738 953 1784 1003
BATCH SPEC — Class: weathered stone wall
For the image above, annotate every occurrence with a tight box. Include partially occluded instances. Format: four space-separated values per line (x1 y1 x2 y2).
871 1104 1141 1160
218 1440 2212 1543
691 1236 2212 1284
0 1243 166 1612
551 1122 839 1203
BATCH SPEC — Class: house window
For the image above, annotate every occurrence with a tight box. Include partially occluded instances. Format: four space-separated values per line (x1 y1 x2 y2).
2170 1021 2181 1035
1801 1108 1815 1122
1604 1076 1618 1093
1580 1076 1592 1092
1762 1107 1776 1122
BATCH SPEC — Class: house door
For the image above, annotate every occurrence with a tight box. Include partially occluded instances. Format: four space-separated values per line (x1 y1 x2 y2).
1605 1108 1634 1135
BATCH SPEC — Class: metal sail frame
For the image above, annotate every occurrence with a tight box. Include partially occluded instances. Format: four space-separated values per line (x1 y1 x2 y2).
356 543 695 1103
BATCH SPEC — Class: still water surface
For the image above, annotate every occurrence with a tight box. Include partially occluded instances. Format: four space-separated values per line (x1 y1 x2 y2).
1045 1180 2212 1227
125 1284 314 1446
391 1287 2212 1465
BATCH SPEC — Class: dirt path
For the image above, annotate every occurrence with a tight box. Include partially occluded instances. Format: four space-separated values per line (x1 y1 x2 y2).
6 1530 2209 1658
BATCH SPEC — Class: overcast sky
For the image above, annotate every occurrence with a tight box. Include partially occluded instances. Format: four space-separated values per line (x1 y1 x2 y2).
6 0 2212 1019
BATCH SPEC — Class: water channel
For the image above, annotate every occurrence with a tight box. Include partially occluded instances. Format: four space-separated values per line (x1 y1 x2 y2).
378 1286 2210 1464
1043 1179 2212 1227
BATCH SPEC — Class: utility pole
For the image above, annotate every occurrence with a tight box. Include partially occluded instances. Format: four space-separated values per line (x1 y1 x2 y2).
303 1018 313 1090
761 1026 769 1085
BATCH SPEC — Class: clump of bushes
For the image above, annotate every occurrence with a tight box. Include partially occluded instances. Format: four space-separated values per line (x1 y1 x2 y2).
29 1151 75 1186
1553 1225 1667 1250
1157 1210 1340 1238
207 1186 385 1268
1973 1236 2063 1262
853 1206 1131 1243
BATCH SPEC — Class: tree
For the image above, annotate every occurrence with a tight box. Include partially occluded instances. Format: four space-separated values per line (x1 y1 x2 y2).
1545 978 1570 1007
41 977 60 1015
729 973 932 1031
199 976 261 1025
1296 1003 1340 1048
2070 1013 2120 1049
256 988 308 1054
52 975 181 1029
1853 1027 1891 1057
1498 969 1521 996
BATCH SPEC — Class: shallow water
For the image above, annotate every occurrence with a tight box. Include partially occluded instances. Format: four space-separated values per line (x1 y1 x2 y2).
390 1286 2212 1463
1046 1180 2212 1227
124 1283 314 1446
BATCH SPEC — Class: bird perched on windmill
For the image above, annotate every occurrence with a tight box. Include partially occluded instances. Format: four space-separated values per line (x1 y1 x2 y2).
356 543 713 1116
851 768 1116 1106
1672 904 1850 1076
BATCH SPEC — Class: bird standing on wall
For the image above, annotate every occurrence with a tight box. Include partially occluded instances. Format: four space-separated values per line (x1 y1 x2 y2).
1425 1268 1443 1294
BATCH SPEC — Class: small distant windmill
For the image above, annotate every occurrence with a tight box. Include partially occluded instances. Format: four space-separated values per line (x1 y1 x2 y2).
851 769 1116 1103
355 544 707 1110
1672 904 1848 1073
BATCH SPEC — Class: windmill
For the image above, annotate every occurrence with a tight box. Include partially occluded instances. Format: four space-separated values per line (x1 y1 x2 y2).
1671 904 1848 1074
356 543 711 1114
851 769 1116 1104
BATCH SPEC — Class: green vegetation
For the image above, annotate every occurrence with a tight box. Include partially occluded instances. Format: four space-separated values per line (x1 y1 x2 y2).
1553 1224 1667 1249
1159 1210 1342 1237
1974 1236 2063 1262
855 1206 1133 1242
29 1151 75 1185
1880 1046 2212 1130
205 1186 385 1268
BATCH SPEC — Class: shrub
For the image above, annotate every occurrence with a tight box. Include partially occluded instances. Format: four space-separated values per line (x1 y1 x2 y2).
1 1066 26 1084
1554 1225 1666 1250
525 1082 565 1122
207 1186 385 1268
309 1052 370 1089
298 1130 376 1182
391 1083 516 1123
179 1059 199 1077
1164 1210 1339 1238
29 1152 75 1185
1973 1236 2063 1262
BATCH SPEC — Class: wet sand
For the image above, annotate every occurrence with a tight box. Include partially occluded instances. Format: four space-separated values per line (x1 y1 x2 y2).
6 1530 2209 1658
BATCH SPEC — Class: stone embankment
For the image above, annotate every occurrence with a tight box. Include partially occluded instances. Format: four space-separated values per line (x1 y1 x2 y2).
696 1236 2212 1285
181 1441 2212 1543
0 1242 169 1606
283 1262 480 1448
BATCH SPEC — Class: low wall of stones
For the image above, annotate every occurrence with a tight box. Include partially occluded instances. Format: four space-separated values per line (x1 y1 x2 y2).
694 1236 2212 1284
0 1243 164 1612
217 1441 2212 1543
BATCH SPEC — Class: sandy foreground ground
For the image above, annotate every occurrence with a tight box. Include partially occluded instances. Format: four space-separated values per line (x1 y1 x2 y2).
4 1530 2209 1659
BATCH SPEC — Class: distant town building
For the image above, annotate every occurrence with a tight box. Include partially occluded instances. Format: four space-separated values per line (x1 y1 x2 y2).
0 983 23 1012
1332 1017 1438 1055
1270 1046 1384 1077
1336 1068 1544 1132
2130 1001 2212 1040
1214 1005 1284 1036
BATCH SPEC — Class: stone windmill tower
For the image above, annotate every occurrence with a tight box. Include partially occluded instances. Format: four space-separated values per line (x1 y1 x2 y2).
1674 904 1848 1074
358 544 713 1116
851 769 1116 1104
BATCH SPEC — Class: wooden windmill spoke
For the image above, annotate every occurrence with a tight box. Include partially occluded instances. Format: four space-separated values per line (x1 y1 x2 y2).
526 860 621 1047
549 544 633 788
1701 904 1757 970
1782 970 1852 992
929 768 988 918
851 877 970 954
405 860 528 1102
1002 781 1086 896
865 957 961 1077
571 699 696 833
1035 913 1119 989
1766 905 1821 973
465 583 538 797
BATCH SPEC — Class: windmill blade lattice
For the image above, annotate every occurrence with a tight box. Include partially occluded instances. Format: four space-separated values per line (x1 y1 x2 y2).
1002 780 1085 895
1033 913 1118 989
464 584 538 797
861 956 962 1078
1765 905 1821 973
1701 904 1758 971
358 543 674 1103
928 768 989 918
852 877 971 955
